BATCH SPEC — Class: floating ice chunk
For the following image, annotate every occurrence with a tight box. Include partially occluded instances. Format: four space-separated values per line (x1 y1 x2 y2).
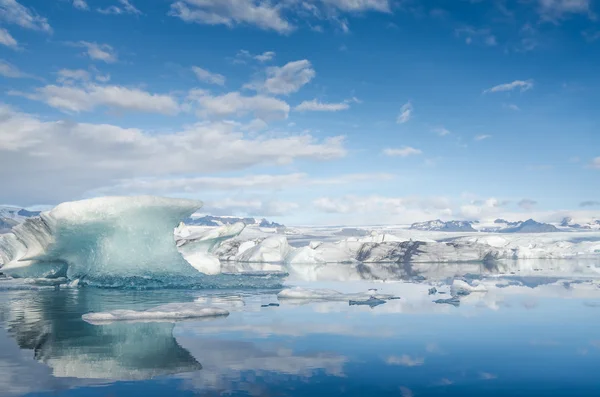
277 287 398 302
451 279 488 296
82 302 229 324
0 196 203 280
349 297 387 307
433 296 461 306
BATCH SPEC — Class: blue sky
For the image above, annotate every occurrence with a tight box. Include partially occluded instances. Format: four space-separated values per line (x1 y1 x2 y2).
0 0 598 225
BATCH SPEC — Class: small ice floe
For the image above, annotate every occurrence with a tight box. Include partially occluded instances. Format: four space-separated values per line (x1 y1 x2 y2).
261 303 280 308
428 287 438 295
450 279 487 297
277 287 399 304
349 296 386 308
433 297 461 307
82 302 229 324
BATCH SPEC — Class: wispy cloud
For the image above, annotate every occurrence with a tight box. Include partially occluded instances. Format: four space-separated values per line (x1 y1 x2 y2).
589 157 600 169
386 355 424 367
475 134 492 141
433 127 451 136
0 27 19 49
580 200 600 207
383 146 422 157
72 0 89 10
294 99 349 112
484 80 534 94
98 0 141 15
191 66 226 86
397 101 413 124
0 59 36 79
518 198 538 210
71 41 118 63
0 0 52 32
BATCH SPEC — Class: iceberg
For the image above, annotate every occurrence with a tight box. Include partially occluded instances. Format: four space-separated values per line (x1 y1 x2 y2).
82 303 229 324
0 196 245 283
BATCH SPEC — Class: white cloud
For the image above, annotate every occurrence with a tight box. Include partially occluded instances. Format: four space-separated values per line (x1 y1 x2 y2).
320 0 391 12
191 66 226 85
98 0 141 15
97 172 394 195
590 157 600 169
246 60 316 95
396 101 413 124
168 0 293 34
433 127 450 136
484 80 533 93
0 105 346 204
72 0 88 10
474 134 492 141
386 355 424 367
518 198 538 210
254 51 276 62
294 99 349 112
455 27 497 46
12 83 180 115
0 28 18 49
383 146 422 157
56 69 91 83
203 198 300 216
0 59 33 79
71 41 118 63
0 0 52 33
191 90 290 121
538 0 591 20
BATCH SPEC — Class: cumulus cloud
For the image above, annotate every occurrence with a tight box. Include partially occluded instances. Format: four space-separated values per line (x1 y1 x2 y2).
383 146 422 157
0 0 52 32
386 355 424 367
72 0 88 10
168 0 293 33
254 51 276 62
190 90 290 121
98 0 141 15
11 83 180 115
0 28 18 49
246 60 316 95
538 0 591 20
484 80 534 93
0 105 346 204
71 41 118 63
294 99 349 112
191 66 226 85
396 101 413 124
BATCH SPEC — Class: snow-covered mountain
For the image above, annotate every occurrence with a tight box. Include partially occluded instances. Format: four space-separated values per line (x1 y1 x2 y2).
0 206 41 232
185 215 284 228
560 217 600 230
410 220 478 232
411 218 561 233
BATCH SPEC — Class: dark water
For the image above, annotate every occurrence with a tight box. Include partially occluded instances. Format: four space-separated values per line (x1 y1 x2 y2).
1 271 600 396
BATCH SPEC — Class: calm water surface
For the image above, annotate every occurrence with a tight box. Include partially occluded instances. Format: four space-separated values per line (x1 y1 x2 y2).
1 266 600 397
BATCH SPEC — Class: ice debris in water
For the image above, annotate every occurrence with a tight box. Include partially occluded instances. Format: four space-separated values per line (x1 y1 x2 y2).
349 296 387 307
450 279 487 296
433 296 461 307
277 287 399 302
82 302 229 324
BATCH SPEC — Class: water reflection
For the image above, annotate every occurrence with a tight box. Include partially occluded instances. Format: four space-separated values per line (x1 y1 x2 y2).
1 262 600 396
